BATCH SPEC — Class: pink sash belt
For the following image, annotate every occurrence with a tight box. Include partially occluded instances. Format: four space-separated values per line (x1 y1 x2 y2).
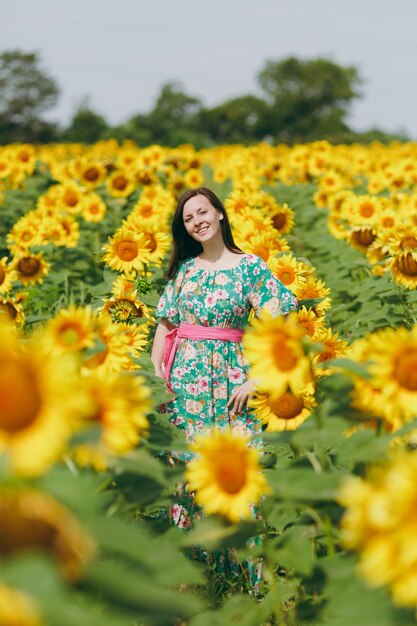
163 322 244 382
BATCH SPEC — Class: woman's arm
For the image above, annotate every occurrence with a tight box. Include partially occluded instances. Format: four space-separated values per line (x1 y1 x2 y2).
151 317 176 378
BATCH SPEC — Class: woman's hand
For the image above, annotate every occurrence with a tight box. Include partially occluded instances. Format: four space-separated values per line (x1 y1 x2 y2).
227 379 256 415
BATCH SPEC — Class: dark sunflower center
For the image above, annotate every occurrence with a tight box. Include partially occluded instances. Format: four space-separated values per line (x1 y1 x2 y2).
140 205 153 218
116 240 138 262
351 228 376 247
64 192 78 207
400 237 417 251
269 392 304 420
395 350 417 391
0 302 18 320
17 257 40 277
277 269 295 285
397 254 417 277
272 213 286 230
84 167 100 182
113 176 128 191
145 233 157 252
272 334 298 371
359 203 375 218
215 449 247 494
0 359 42 432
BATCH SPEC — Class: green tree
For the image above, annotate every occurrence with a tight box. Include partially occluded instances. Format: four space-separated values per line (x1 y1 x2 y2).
146 81 205 146
64 98 109 143
0 49 59 143
199 95 271 144
257 56 363 142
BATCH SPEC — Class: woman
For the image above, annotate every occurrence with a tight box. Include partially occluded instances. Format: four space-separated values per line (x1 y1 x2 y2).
152 186 298 447
151 187 298 591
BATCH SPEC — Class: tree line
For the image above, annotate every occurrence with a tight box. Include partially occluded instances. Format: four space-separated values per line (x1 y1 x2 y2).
0 50 408 146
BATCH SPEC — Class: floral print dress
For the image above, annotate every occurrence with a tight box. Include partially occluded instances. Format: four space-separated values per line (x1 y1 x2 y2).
156 253 298 441
156 253 298 592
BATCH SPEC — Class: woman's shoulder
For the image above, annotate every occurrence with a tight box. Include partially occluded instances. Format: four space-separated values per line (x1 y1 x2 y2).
172 257 194 281
241 253 269 272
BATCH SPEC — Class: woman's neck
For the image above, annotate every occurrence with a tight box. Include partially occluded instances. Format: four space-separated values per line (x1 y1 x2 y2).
199 239 228 263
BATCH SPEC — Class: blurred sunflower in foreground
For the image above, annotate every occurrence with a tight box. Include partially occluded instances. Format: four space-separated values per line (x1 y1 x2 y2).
0 488 96 582
186 430 270 522
0 321 87 476
0 584 43 626
339 450 417 609
243 310 314 398
348 324 417 431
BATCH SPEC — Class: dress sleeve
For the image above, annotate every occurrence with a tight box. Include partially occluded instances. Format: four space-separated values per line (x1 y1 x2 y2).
247 256 298 317
155 265 185 326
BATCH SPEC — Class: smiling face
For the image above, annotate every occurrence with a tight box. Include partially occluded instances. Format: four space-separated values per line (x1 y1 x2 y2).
182 194 224 243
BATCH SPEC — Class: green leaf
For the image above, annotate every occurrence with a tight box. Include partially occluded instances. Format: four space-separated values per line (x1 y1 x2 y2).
180 517 262 551
267 467 343 502
271 526 314 576
317 554 415 626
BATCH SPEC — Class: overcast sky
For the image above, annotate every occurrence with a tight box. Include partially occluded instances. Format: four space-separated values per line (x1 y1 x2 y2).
2 0 417 137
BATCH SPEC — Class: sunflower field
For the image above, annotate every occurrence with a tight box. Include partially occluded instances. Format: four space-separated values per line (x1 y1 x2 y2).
1 139 417 626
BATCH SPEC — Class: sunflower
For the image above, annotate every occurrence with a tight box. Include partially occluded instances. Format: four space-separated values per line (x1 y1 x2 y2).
0 257 16 294
312 327 348 376
184 168 204 188
349 226 378 253
128 223 171 267
389 253 417 289
81 192 107 222
293 277 331 316
249 387 316 432
0 585 43 626
338 451 417 609
100 288 152 324
349 195 381 225
129 200 162 224
318 169 346 193
118 322 149 367
244 231 290 263
75 370 150 463
268 254 307 292
78 160 107 188
12 252 51 286
0 293 26 327
14 145 36 173
367 325 417 426
224 191 250 217
0 155 12 179
313 189 330 209
168 174 187 196
102 227 152 275
186 429 270 522
0 323 85 475
82 315 132 374
6 219 41 252
0 488 95 582
385 227 417 257
294 306 327 338
243 310 314 397
136 168 157 187
106 170 136 198
43 306 96 354
56 182 85 214
268 203 295 235
39 220 67 247
56 214 80 248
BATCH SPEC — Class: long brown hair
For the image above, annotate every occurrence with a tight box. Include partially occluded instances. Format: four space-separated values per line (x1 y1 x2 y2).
166 187 243 279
